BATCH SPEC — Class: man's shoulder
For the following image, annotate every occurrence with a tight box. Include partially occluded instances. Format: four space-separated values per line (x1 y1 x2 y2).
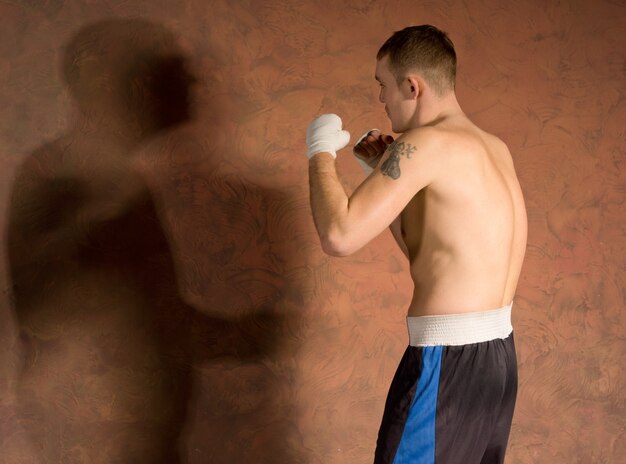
397 125 442 143
378 127 450 185
392 126 446 159
394 125 472 169
406 121 510 157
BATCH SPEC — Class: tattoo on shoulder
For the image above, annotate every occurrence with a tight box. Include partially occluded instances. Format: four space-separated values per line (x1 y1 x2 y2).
380 141 417 180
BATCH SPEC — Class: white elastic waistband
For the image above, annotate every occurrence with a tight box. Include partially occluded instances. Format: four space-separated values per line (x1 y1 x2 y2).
407 302 513 347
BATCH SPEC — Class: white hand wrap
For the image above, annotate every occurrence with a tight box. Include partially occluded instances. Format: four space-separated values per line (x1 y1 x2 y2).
353 128 380 175
306 114 351 159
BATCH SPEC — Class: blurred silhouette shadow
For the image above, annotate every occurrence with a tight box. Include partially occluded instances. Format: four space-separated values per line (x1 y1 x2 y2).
7 18 298 463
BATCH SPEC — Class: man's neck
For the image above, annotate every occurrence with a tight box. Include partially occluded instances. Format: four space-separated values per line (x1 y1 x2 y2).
414 91 464 128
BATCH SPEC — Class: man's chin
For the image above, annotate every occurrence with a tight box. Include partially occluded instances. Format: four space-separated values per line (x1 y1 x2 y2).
389 120 404 134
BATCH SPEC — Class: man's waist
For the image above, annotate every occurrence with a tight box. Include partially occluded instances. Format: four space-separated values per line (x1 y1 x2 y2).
406 302 513 347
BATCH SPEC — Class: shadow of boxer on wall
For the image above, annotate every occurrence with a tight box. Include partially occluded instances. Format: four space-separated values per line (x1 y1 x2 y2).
6 18 299 463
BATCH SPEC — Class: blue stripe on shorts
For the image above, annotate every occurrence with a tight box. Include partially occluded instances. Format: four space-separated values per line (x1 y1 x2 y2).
392 346 442 464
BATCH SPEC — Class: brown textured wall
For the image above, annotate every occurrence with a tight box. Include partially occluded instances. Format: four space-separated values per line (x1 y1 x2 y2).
0 1 623 463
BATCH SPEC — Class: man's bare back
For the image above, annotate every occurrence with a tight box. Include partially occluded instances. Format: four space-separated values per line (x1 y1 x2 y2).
396 116 527 316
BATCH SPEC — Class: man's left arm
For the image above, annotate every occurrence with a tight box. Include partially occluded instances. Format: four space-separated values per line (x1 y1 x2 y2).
308 152 351 255
307 114 440 256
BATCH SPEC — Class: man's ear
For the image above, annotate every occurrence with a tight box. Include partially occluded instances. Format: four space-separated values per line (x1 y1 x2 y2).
405 75 420 99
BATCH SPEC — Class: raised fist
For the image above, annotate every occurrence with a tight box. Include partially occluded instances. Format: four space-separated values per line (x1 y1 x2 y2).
306 114 351 159
353 129 395 175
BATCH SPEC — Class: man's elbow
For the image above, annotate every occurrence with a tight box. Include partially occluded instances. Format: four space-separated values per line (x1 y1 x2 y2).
320 229 358 257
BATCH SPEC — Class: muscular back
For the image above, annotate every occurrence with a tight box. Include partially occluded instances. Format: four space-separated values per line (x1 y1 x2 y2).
400 118 527 316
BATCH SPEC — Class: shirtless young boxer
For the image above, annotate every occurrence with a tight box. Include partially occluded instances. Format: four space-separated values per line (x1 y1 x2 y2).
305 25 527 463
